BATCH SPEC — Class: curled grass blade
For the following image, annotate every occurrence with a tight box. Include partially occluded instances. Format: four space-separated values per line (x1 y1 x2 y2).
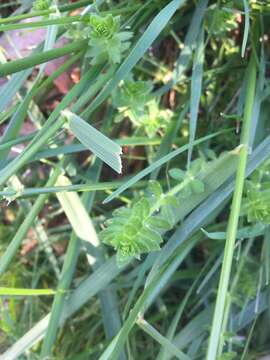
65 111 122 174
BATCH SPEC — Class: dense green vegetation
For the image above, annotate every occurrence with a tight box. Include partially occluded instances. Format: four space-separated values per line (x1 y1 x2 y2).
0 0 270 359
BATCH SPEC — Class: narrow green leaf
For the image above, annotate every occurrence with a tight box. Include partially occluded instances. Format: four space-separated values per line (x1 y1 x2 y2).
187 30 204 167
201 223 265 241
0 14 83 32
242 0 250 58
249 50 265 149
0 40 87 76
55 174 100 266
0 81 39 164
169 168 186 180
0 69 32 113
31 136 160 162
64 110 122 174
207 50 257 358
0 288 56 296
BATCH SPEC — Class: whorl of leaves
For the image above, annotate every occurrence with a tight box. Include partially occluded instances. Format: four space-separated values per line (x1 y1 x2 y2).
89 14 120 40
169 158 206 198
234 260 258 304
113 78 172 137
242 182 270 224
242 158 270 224
101 181 177 265
112 78 153 113
86 14 133 64
33 0 52 11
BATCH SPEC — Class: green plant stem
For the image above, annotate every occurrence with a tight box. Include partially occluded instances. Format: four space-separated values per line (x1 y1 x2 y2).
0 81 40 162
218 237 255 356
0 136 161 156
0 0 94 24
0 133 36 151
146 177 195 221
0 180 148 198
0 2 139 25
0 103 19 125
206 45 257 359
0 40 87 77
0 14 87 32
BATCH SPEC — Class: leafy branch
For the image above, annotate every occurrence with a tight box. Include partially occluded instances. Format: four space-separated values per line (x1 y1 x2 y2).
33 0 52 11
242 158 270 224
67 13 133 64
113 77 173 137
101 180 177 266
101 157 209 265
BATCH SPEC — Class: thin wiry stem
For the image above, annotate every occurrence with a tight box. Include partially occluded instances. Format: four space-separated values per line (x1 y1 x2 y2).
206 25 258 360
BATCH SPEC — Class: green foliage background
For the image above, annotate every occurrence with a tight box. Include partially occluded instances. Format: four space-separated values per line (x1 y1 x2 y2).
0 0 270 359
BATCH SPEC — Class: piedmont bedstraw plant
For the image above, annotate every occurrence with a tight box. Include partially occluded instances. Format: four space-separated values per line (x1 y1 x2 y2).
1 1 270 359
242 181 270 224
66 13 132 64
101 156 211 265
242 158 270 224
112 77 153 118
169 158 206 197
87 14 132 64
101 180 177 266
33 0 52 11
113 77 173 137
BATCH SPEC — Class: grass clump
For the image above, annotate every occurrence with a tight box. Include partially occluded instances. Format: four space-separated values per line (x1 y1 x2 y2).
0 1 270 359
